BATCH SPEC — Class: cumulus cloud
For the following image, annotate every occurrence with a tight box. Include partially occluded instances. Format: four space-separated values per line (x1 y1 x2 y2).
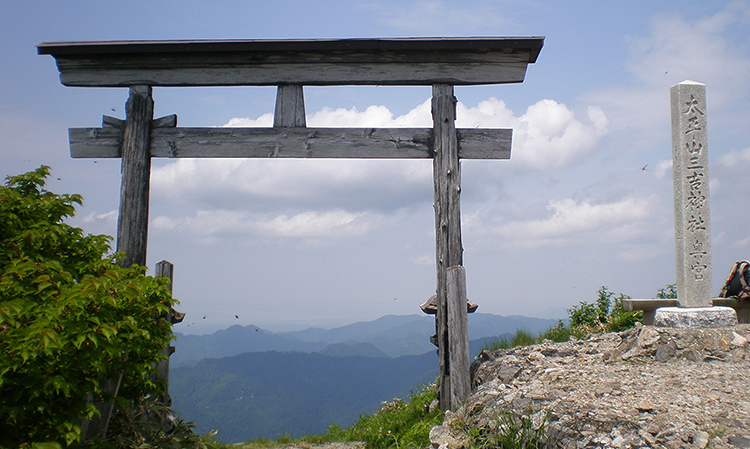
456 98 609 169
152 96 606 205
255 210 374 238
151 209 382 241
150 96 609 239
307 102 431 128
224 113 273 127
469 196 657 250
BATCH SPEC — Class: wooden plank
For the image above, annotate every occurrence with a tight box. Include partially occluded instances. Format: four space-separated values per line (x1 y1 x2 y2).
117 85 153 269
69 127 512 159
446 266 470 410
621 299 678 312
52 62 530 87
153 114 177 128
38 37 544 87
274 85 306 127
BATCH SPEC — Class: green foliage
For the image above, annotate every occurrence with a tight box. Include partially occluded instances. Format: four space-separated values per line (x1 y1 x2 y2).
565 286 641 336
0 167 177 448
481 330 537 352
656 283 677 299
462 408 549 449
242 383 442 449
89 400 223 449
321 383 442 449
537 321 570 343
484 285 667 351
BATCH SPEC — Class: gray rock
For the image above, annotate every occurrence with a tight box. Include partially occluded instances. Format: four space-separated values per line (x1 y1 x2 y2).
654 306 738 328
449 324 750 449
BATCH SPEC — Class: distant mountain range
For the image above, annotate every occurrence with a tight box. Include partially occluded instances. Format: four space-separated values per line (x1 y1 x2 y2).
168 313 560 443
171 313 559 367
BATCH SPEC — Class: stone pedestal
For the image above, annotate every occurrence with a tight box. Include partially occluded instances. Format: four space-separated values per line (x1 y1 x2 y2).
654 306 737 329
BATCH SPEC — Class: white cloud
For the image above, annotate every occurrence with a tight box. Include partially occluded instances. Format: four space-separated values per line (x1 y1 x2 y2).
585 2 750 137
456 98 609 169
151 208 383 241
361 1 514 33
412 254 434 266
307 102 432 128
719 147 750 166
255 210 374 238
224 113 273 127
152 97 607 214
470 196 656 249
626 3 750 102
732 235 750 249
655 159 672 179
80 210 118 223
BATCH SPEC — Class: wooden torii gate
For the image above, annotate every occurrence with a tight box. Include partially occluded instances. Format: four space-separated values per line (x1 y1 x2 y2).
39 37 544 412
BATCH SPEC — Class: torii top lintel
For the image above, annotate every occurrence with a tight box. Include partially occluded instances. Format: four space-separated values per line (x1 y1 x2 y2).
37 37 544 87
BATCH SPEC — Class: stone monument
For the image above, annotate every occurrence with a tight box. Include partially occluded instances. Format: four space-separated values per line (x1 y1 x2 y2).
654 80 737 328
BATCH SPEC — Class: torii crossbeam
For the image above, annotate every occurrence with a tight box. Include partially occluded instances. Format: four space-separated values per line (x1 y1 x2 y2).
39 37 544 414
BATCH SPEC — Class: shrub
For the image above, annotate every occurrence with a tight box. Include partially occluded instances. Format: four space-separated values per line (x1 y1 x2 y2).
0 167 176 448
656 283 677 299
327 383 442 449
461 407 550 449
567 286 641 335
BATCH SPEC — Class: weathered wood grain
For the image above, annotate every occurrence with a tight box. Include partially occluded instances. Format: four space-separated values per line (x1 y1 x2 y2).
69 127 511 159
53 62 530 87
274 85 306 127
117 86 153 269
153 114 177 128
154 260 175 414
432 84 469 411
447 265 470 409
39 37 544 87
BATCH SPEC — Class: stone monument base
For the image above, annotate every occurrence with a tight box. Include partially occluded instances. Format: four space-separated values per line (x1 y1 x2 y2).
654 306 738 329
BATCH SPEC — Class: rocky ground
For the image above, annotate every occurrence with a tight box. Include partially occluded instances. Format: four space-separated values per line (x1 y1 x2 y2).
430 323 750 449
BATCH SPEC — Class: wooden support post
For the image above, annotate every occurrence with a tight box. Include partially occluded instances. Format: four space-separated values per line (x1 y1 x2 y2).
154 260 175 411
274 85 306 128
117 85 154 268
79 376 123 441
447 266 470 408
432 84 468 411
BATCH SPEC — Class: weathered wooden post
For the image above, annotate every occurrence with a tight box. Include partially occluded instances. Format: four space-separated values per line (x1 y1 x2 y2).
118 86 154 268
432 84 470 410
274 85 306 127
154 260 176 409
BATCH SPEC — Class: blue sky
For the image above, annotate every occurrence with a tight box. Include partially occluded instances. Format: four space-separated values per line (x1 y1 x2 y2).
2 1 749 333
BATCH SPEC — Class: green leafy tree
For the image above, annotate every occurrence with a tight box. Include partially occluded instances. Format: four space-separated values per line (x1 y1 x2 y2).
0 167 176 448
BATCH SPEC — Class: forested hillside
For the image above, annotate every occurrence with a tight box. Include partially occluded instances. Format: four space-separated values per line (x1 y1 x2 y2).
170 351 436 444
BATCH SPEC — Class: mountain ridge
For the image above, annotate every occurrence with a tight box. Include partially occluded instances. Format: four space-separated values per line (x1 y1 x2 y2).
171 313 559 367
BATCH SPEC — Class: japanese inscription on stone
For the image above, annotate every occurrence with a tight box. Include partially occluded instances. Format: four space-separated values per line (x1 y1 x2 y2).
670 81 712 307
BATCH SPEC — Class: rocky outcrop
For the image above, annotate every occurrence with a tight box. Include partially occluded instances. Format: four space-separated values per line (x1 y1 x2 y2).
431 323 750 448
